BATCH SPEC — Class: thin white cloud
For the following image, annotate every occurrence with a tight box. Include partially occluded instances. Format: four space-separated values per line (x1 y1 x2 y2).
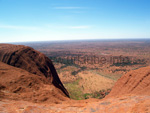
69 26 91 29
70 11 85 14
0 25 40 30
44 24 91 30
54 7 84 9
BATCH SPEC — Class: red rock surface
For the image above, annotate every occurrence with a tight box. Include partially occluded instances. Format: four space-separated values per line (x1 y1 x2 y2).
0 44 69 97
0 61 69 103
107 66 150 97
1 95 150 113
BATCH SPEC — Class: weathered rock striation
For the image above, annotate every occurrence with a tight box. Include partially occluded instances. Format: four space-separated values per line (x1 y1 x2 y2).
0 44 69 99
107 66 150 97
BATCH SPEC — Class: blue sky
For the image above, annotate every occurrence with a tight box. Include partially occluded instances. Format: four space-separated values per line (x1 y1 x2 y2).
0 0 150 42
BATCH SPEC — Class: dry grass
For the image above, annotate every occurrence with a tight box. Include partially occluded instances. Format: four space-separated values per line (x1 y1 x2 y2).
77 71 115 94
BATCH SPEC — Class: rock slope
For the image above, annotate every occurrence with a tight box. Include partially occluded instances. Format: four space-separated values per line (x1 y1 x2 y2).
0 61 68 103
107 66 150 97
0 44 69 98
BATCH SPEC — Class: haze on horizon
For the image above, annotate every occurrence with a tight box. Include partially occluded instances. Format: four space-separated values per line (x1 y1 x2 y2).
0 0 150 43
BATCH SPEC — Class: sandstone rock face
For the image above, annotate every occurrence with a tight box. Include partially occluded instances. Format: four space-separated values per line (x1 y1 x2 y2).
0 61 69 103
107 66 150 97
0 44 69 97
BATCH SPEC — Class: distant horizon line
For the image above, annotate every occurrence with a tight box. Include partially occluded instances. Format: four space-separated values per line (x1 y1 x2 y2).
1 38 150 44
